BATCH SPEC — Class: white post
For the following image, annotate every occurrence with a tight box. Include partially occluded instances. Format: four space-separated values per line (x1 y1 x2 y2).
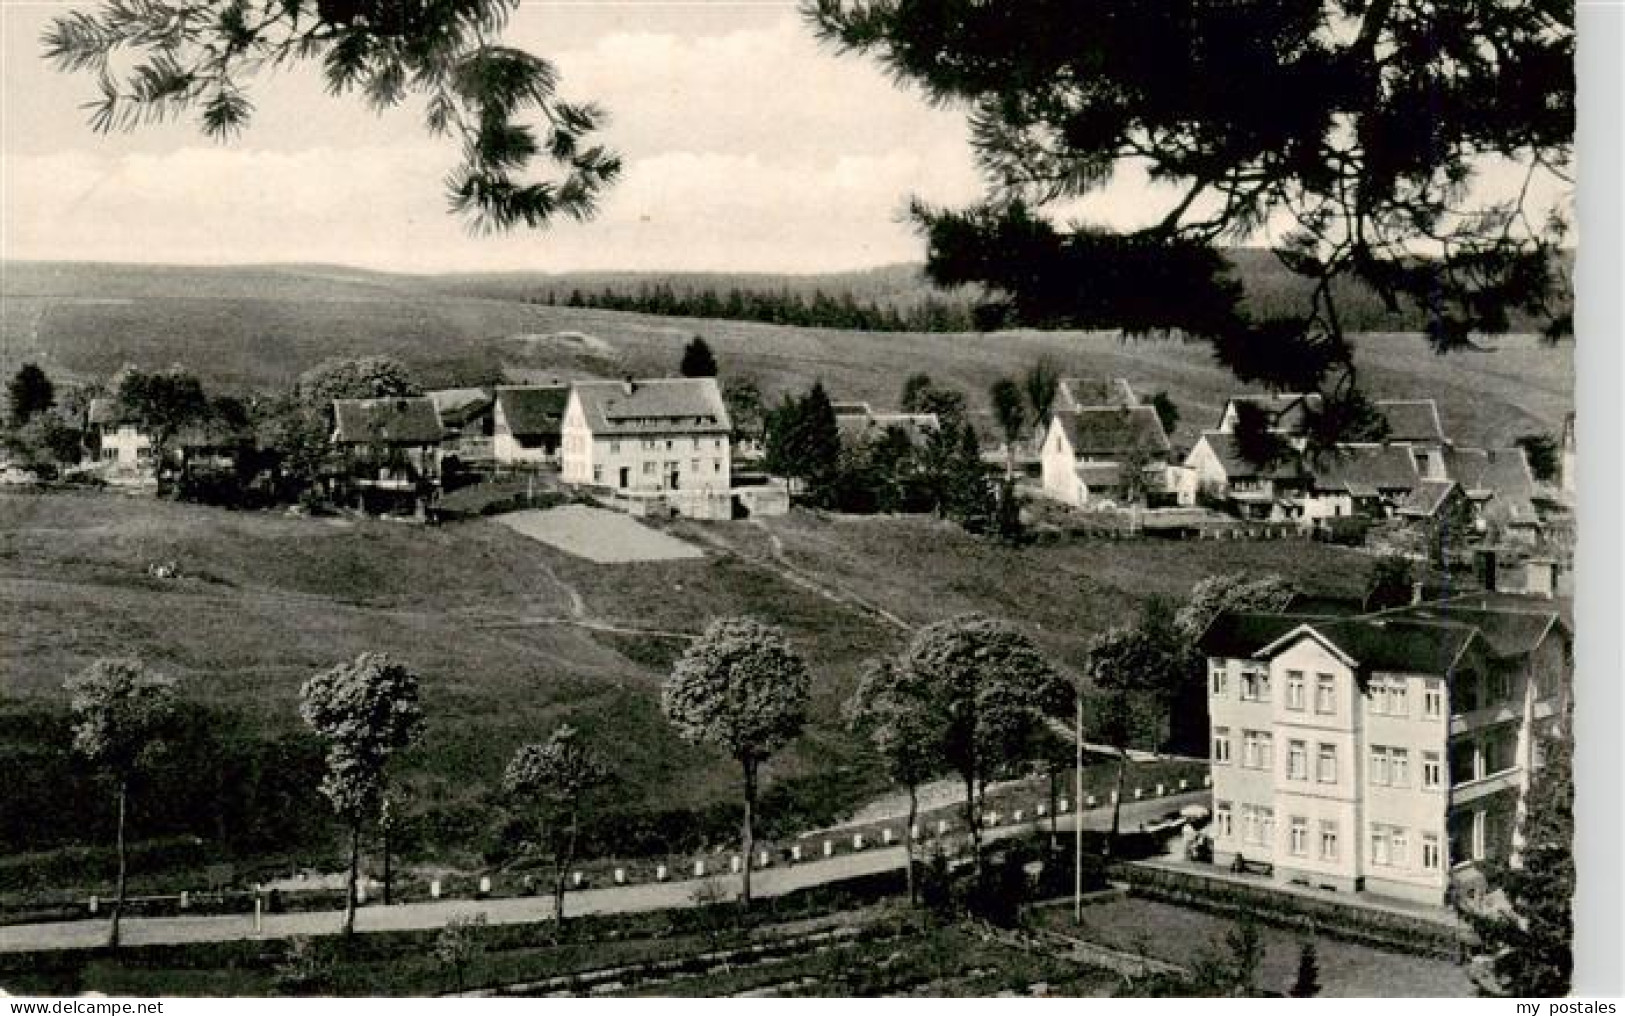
1203 773 1213 787
731 855 742 874
911 824 921 840
88 895 98 915
987 812 999 827
357 880 367 905
758 850 770 869
656 865 669 882
179 890 190 910
614 868 626 885
852 833 865 851
791 845 803 863
1013 809 1024 823
1179 778 1189 790
1059 798 1070 813
572 872 584 888
937 819 949 836
1156 783 1165 797
1037 803 1047 817
1134 788 1143 801
694 859 706 878
478 876 491 896
824 840 835 858
1087 794 1097 808
882 828 894 845
430 879 441 899
254 896 263 934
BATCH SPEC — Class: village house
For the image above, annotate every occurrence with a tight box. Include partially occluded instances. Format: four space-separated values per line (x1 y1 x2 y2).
1375 399 1451 479
1214 393 1324 449
1444 447 1542 544
1296 444 1421 525
329 396 445 510
428 388 495 463
1039 405 1174 508
492 385 571 466
85 397 155 484
1182 431 1308 519
560 377 731 495
1199 594 1569 907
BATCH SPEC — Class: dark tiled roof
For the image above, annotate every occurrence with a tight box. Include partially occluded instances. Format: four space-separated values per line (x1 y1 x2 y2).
572 378 731 437
1218 393 1324 434
332 397 444 445
1054 406 1170 458
1298 618 1481 674
1398 479 1460 517
495 385 570 437
1376 399 1447 443
1446 447 1537 523
1191 431 1305 480
1379 602 1564 658
1055 377 1138 410
429 388 494 429
1310 444 1419 495
1197 612 1326 659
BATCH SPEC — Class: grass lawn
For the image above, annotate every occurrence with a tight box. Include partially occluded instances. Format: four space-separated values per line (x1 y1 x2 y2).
1030 895 1475 997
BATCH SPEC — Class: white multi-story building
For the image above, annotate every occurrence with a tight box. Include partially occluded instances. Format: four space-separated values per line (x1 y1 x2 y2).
86 397 155 483
560 378 731 493
1199 594 1568 906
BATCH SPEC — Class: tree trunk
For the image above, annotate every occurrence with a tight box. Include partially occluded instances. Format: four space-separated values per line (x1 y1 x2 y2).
904 784 919 906
1048 765 1060 853
110 780 128 949
554 808 579 939
1104 748 1129 860
343 820 361 936
963 773 984 884
740 760 757 908
382 822 393 906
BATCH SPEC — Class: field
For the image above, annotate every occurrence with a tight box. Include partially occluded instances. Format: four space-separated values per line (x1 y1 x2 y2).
1 489 1368 878
0 260 1572 449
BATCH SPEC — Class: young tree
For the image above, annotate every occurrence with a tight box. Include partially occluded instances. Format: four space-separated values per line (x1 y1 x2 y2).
299 652 425 936
764 383 841 504
662 617 810 907
116 367 209 480
45 0 620 232
434 913 488 994
64 658 180 948
1022 358 1061 438
809 1 1573 460
899 615 1064 879
680 336 720 378
7 363 55 427
1462 725 1573 996
1085 615 1184 854
989 377 1027 479
844 658 939 904
722 378 766 446
297 357 422 406
501 724 612 934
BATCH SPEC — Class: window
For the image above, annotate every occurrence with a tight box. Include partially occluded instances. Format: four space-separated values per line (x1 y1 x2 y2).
714 461 722 472
1485 669 1510 706
1212 727 1232 764
1422 833 1441 870
1390 748 1410 787
1287 740 1308 781
1242 730 1271 769
1371 826 1390 866
642 461 657 475
1216 803 1233 838
1319 821 1339 861
1422 751 1443 790
1241 669 1270 702
1389 680 1409 717
1289 817 1308 856
1317 743 1338 783
1451 741 1479 784
665 440 674 451
1286 670 1305 710
1210 665 1229 697
1371 746 1391 787
714 438 723 450
1315 673 1336 714
592 465 602 484
1260 808 1274 846
1423 680 1443 719
1391 827 1408 866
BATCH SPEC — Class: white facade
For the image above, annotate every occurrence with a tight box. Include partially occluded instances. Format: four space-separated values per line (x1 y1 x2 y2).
560 393 731 494
493 399 549 466
1039 416 1082 504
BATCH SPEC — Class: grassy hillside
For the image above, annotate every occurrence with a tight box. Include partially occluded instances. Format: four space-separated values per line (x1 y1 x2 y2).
0 260 1573 447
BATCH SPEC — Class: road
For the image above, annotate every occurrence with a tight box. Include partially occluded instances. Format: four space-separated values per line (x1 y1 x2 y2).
0 792 1206 954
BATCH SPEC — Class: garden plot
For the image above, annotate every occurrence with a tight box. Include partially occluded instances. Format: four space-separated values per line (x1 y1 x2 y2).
498 505 705 563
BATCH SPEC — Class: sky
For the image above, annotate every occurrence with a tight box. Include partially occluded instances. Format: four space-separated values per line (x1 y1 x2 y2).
0 0 999 273
0 1 1571 274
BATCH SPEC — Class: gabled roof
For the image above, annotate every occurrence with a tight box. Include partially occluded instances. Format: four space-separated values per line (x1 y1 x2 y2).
1309 444 1419 495
87 397 136 428
1055 377 1138 411
1217 393 1324 434
1292 618 1481 674
494 385 570 437
1445 446 1538 522
1397 478 1460 517
1375 399 1447 444
1378 601 1565 659
332 397 444 445
428 388 494 428
571 378 731 437
1189 431 1304 480
837 410 938 447
1053 406 1170 459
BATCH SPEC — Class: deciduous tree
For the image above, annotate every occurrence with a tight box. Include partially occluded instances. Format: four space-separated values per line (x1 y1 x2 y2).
502 724 612 934
300 652 425 936
662 617 810 907
844 658 939 904
116 367 209 479
809 0 1573 460
898 615 1065 879
64 658 180 948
